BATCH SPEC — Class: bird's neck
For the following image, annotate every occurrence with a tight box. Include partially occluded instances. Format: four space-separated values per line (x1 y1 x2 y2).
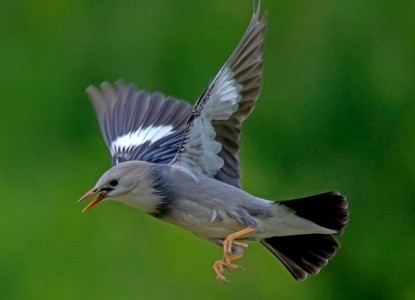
117 185 160 213
115 163 176 216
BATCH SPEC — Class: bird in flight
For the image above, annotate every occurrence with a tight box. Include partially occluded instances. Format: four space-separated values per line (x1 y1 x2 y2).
79 3 349 282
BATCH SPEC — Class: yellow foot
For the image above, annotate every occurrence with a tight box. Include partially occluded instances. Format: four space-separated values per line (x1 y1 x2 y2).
222 227 255 254
213 260 230 282
233 241 248 249
212 227 255 282
213 253 244 282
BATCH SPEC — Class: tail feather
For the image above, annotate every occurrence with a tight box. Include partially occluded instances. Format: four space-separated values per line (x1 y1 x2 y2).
279 191 348 234
261 234 340 280
262 191 349 280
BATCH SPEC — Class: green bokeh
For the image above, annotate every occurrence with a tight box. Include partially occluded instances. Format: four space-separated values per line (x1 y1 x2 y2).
1 0 414 299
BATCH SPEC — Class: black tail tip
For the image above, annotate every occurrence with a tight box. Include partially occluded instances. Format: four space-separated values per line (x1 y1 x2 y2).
280 191 349 234
261 234 341 281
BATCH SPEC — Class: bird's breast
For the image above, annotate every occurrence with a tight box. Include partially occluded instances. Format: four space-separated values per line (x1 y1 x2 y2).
163 199 248 240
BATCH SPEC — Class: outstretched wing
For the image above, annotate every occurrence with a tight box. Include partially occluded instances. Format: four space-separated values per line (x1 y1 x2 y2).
87 80 192 165
171 5 267 185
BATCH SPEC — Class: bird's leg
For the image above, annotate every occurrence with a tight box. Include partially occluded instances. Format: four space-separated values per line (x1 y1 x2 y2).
222 227 255 254
213 227 255 282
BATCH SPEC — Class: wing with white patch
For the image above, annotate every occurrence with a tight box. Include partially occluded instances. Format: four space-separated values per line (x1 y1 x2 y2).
87 80 192 165
171 5 267 184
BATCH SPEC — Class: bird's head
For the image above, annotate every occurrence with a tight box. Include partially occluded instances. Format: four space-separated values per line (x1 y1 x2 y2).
78 161 152 212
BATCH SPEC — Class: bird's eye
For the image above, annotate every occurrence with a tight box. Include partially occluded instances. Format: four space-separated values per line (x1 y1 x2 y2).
108 179 119 188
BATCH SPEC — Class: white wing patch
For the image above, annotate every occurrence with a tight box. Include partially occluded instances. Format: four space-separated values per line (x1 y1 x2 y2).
110 125 174 155
172 66 242 177
205 67 241 120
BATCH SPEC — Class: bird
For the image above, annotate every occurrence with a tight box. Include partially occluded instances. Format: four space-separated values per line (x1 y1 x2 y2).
79 3 349 282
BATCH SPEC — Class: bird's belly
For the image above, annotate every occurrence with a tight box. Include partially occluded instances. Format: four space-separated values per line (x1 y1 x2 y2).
165 207 246 240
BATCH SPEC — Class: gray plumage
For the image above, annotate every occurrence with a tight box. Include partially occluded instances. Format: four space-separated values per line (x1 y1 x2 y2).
85 161 338 240
79 3 349 282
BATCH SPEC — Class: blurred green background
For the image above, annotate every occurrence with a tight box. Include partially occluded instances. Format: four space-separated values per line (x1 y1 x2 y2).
1 0 414 299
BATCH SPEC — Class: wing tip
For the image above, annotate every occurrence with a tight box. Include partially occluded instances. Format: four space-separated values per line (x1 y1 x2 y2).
252 0 268 23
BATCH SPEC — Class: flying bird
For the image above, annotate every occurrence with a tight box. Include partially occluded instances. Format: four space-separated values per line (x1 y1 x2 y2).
79 4 349 282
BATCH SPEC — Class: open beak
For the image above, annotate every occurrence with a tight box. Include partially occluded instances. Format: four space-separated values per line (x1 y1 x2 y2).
78 188 108 212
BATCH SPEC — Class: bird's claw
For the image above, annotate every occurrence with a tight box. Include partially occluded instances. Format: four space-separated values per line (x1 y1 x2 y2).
217 275 230 283
227 264 245 272
213 253 245 282
213 260 231 282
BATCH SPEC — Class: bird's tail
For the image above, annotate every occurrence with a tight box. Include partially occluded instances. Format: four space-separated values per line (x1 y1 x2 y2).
261 191 349 280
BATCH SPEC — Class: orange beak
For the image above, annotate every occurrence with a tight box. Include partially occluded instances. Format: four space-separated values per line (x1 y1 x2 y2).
78 188 108 212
